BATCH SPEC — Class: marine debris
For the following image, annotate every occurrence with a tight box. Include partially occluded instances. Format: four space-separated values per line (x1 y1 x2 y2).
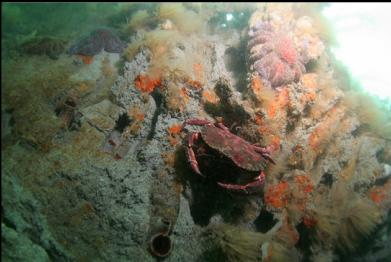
148 170 180 258
149 231 172 258
148 217 173 258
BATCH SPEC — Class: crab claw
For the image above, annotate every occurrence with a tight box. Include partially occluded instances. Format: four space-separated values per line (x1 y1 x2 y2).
254 146 276 165
185 132 205 177
218 171 266 194
261 153 276 165
186 147 204 177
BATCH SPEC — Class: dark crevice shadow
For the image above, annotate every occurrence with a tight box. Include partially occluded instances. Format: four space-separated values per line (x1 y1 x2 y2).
175 144 261 227
254 208 278 233
223 38 249 94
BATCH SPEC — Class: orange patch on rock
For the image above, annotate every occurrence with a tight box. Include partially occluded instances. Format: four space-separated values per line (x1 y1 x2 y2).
202 90 219 104
193 63 203 82
134 112 145 121
369 185 389 206
303 92 316 102
258 126 269 135
180 87 190 103
308 128 321 151
308 106 341 151
128 107 145 122
302 73 318 90
79 55 94 65
270 135 281 152
251 75 266 102
268 103 277 119
301 73 318 103
303 216 317 228
294 175 313 193
134 74 162 93
74 82 92 94
264 181 290 209
267 87 289 118
186 79 202 90
152 44 168 57
168 124 182 135
255 114 264 126
252 75 263 94
254 114 270 135
167 123 183 147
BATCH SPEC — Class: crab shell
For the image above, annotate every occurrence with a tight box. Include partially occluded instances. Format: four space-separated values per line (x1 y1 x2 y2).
199 125 268 172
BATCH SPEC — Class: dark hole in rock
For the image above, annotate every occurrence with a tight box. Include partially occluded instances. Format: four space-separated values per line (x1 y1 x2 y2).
3 108 15 127
319 172 334 188
147 88 164 140
54 96 81 131
114 113 131 133
223 41 248 93
5 108 13 113
374 174 391 186
65 98 77 107
254 208 278 233
375 148 385 162
150 234 172 258
176 140 258 226
54 107 62 116
68 112 82 131
176 42 185 51
296 222 312 261
304 59 318 73
1 206 17 231
351 123 370 138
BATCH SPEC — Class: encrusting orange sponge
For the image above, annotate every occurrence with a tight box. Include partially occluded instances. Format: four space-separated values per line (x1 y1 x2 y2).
134 74 162 93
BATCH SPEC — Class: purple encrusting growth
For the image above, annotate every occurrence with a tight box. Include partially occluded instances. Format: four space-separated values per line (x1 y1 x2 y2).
101 129 122 153
68 28 127 56
248 22 306 88
101 129 131 160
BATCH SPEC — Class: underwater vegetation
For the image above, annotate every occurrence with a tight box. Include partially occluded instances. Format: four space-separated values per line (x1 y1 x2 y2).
205 223 267 262
1 2 390 262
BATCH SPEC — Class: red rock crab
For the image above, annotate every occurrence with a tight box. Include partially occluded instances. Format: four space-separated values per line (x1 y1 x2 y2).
182 119 276 194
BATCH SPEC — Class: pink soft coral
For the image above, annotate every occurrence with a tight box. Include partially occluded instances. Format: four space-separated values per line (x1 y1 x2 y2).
248 22 305 88
276 36 297 65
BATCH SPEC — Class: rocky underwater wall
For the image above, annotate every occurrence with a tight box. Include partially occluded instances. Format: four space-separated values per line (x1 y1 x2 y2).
2 3 391 262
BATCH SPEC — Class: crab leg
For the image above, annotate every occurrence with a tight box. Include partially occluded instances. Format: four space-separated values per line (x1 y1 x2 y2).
215 122 230 132
186 132 204 177
218 171 266 194
183 119 211 128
